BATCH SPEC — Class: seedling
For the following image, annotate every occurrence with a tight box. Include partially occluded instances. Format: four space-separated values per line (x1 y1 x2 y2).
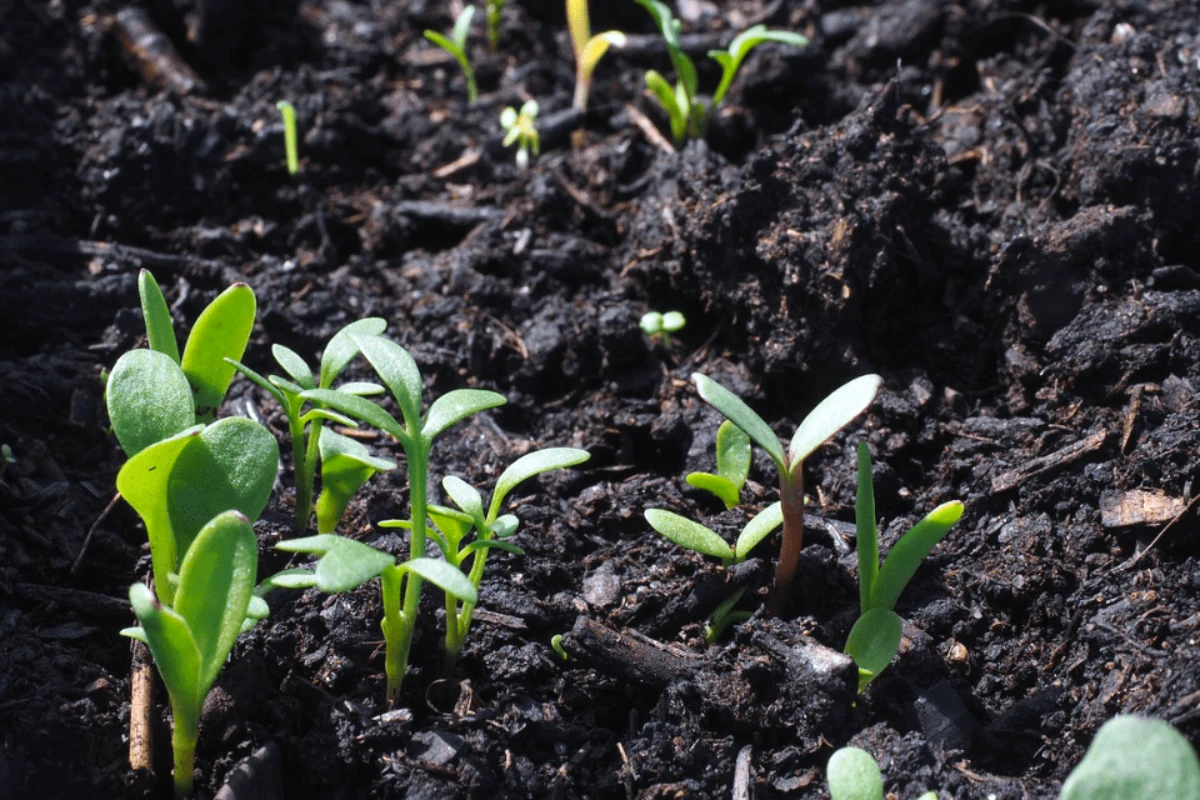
639 310 686 348
500 100 540 170
1060 715 1200 800
568 0 626 113
645 502 781 567
826 746 937 800
315 427 396 534
0 444 13 481
686 421 750 510
226 318 390 533
424 6 479 104
277 100 299 175
401 447 590 671
634 0 807 146
485 0 505 50
283 333 508 701
550 633 569 661
122 511 259 799
692 373 881 612
844 442 963 691
703 586 750 643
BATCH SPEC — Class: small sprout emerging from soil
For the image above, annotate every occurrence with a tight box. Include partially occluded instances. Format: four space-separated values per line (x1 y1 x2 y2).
693 373 881 612
634 0 807 146
316 427 396 534
568 0 626 114
122 511 259 799
226 317 389 534
1060 715 1200 800
844 442 963 691
485 0 505 51
550 633 569 661
424 6 479 104
501 100 540 169
639 310 686 347
703 586 750 643
826 747 938 800
0 443 13 480
276 100 299 175
685 420 749 509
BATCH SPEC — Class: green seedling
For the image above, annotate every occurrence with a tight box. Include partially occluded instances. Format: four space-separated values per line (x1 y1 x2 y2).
692 373 881 613
844 442 963 691
400 447 590 672
424 6 479 104
634 0 807 146
284 333 507 702
500 100 540 170
316 427 396 534
568 0 626 113
277 101 299 175
1060 715 1200 800
122 511 259 799
703 586 750 643
550 633 569 661
0 444 13 481
827 746 937 800
645 502 781 567
639 310 686 348
226 317 389 533
686 420 749 509
486 0 505 50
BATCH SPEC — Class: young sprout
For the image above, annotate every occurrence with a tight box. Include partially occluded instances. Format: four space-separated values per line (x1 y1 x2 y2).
844 442 963 691
500 100 540 169
639 310 686 347
424 6 479 104
550 633 569 661
567 0 626 113
226 318 390 534
1060 715 1200 800
0 444 13 481
686 421 750 510
692 373 881 613
634 0 807 146
315 427 396 534
276 100 299 175
703 586 750 643
645 501 782 568
826 746 938 800
122 511 259 799
485 0 505 51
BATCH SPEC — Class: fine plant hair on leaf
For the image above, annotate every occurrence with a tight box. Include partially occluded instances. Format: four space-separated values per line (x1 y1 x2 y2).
124 510 258 799
568 0 626 113
138 269 179 363
1060 716 1200 800
827 746 884 800
424 6 479 103
788 375 883 473
277 100 299 175
686 420 750 509
179 282 256 423
107 349 196 457
644 501 781 566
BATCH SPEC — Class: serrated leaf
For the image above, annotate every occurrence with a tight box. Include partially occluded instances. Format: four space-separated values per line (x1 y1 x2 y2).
181 283 256 423
351 335 423 428
644 509 733 561
844 608 903 693
299 389 406 441
870 501 964 612
734 501 783 561
788 374 881 472
167 417 279 557
827 746 884 800
1060 716 1200 800
272 344 314 389
319 318 387 389
488 448 590 519
402 557 477 603
422 389 507 441
685 472 741 510
138 270 179 364
107 350 196 457
693 374 786 470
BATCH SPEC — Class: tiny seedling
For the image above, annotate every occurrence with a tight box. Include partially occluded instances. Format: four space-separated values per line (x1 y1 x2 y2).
1060 715 1200 800
826 746 937 800
123 511 259 799
277 100 299 175
685 420 750 510
485 0 505 50
645 501 781 568
500 100 540 170
0 443 13 481
844 442 963 691
424 6 479 104
226 317 390 534
567 0 626 113
639 310 686 348
634 0 807 146
692 372 881 612
703 586 750 643
550 633 569 661
315 427 396 534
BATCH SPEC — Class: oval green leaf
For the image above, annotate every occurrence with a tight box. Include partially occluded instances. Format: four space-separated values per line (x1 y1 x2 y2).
489 448 590 519
129 581 202 719
827 746 884 800
402 557 477 604
351 335 423 428
693 374 786 470
319 318 387 389
644 509 733 561
312 536 395 593
870 501 964 613
107 350 196 457
716 420 751 488
1061 716 1200 800
272 344 314 389
422 389 507 442
844 607 903 693
180 283 256 423
788 375 882 471
685 472 741 510
734 501 783 562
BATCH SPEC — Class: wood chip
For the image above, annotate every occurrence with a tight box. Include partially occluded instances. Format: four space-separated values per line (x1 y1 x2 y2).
990 430 1107 494
1100 489 1186 528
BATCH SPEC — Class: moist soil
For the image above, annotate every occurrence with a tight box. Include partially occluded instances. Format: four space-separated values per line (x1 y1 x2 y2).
4 0 1200 798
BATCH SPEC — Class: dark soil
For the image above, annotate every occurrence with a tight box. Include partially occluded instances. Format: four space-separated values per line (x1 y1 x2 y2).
4 0 1200 798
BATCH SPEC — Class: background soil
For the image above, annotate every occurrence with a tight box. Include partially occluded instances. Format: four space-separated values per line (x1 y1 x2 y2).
3 0 1200 798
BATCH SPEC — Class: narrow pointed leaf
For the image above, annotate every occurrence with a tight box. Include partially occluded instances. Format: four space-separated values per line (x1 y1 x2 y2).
120 626 148 643
275 534 343 556
271 344 315 389
567 0 590 58
870 501 964 612
257 568 318 591
856 442 878 615
844 608 903 693
270 375 305 395
422 389 507 441
644 509 733 561
299 408 358 428
461 539 525 557
129 581 202 713
401 557 477 603
299 389 406 441
225 358 286 405
734 501 783 561
138 270 179 364
451 5 474 48
337 381 385 396
320 318 387 389
181 283 256 422
315 537 395 593
692 374 786 470
489 448 590 519
788 374 881 471
685 472 741 509
580 31 626 86
710 26 809 107
107 350 196 457
351 335 423 428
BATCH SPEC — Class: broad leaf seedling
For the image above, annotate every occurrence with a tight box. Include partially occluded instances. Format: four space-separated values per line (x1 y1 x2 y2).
639 310 686 348
424 7 479 104
568 0 626 114
1060 716 1200 799
844 442 962 690
501 100 540 169
827 746 938 800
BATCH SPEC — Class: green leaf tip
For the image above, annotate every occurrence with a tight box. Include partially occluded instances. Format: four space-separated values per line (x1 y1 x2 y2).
827 746 884 800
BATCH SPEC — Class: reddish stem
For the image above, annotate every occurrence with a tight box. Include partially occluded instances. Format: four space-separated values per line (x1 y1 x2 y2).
769 468 805 615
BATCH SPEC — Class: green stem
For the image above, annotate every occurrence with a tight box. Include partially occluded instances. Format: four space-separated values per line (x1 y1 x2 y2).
171 703 199 799
286 412 309 534
381 565 408 702
455 532 492 648
769 468 805 615
386 437 429 704
296 417 323 533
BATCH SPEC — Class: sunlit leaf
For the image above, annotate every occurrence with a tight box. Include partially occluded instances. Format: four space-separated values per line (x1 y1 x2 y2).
734 501 783 562
422 389 506 442
788 374 882 472
693 374 786 470
645 509 733 561
870 501 964 612
107 349 196 457
138 270 179 364
489 448 590 519
844 608 902 693
181 283 256 423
